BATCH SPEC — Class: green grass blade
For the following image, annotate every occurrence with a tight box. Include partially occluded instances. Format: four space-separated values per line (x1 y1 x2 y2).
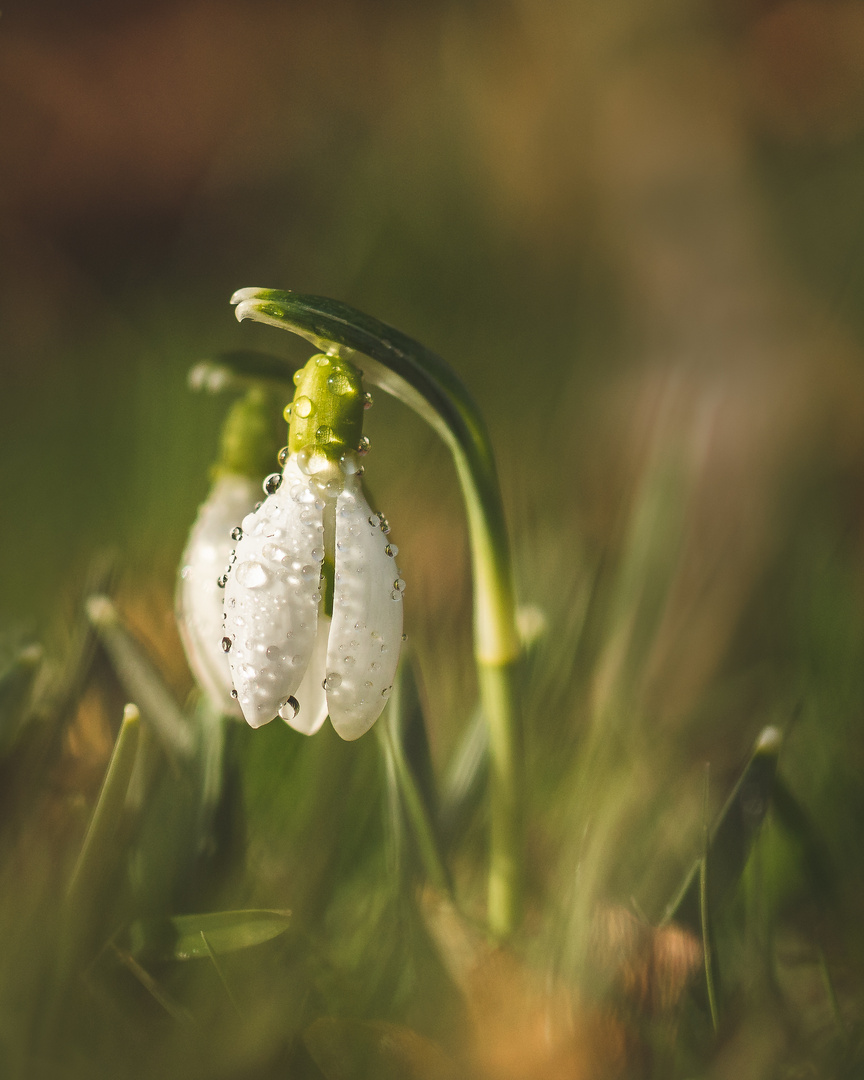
129 909 293 962
666 725 782 932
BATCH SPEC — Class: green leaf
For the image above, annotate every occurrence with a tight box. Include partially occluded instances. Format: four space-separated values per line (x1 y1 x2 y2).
129 908 292 962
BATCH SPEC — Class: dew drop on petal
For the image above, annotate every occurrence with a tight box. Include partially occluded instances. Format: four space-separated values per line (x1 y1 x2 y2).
294 396 313 418
322 672 342 691
265 645 282 661
315 355 331 367
315 424 333 444
381 685 392 698
235 560 270 588
283 404 292 421
231 689 238 699
357 435 371 455
278 446 290 466
368 514 379 528
385 544 398 557
230 526 243 542
217 574 228 588
263 473 283 495
363 391 373 409
221 636 232 653
293 370 302 386
278 695 300 721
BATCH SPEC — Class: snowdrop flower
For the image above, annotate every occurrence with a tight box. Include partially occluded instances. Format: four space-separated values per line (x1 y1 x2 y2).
177 388 276 716
222 353 403 741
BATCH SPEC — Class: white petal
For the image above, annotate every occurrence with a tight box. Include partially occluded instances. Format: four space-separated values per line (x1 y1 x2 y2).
283 617 330 735
177 473 259 717
325 479 402 740
223 457 325 728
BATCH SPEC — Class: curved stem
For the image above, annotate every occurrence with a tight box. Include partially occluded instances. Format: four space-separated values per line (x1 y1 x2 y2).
229 288 523 936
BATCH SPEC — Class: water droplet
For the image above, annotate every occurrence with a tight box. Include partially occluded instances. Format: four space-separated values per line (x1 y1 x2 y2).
339 450 360 475
364 680 373 689
391 590 402 601
293 370 302 385
315 354 331 367
385 544 398 557
343 656 355 665
228 550 237 564
381 685 392 698
311 547 324 562
265 645 282 661
327 372 353 396
357 435 371 455
401 633 408 642
254 501 263 512
221 636 232 652
217 574 228 588
180 565 191 579
278 446 290 466
363 391 373 409
275 696 298 723
368 514 379 528
393 578 406 593
231 689 239 699
235 561 270 588
300 564 317 580
356 465 365 476
370 661 381 672
323 672 342 691
294 396 313 418
263 473 282 495
315 424 333 444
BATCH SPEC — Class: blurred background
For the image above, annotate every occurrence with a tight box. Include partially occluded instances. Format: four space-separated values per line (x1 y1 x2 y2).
3 0 864 1075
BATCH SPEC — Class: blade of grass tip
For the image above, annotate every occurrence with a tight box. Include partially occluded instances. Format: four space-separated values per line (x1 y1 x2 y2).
45 705 141 1042
66 704 141 917
665 726 782 932
200 931 242 1016
700 767 720 1033
86 595 196 763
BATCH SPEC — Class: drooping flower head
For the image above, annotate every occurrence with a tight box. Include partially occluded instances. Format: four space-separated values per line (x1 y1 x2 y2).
221 352 403 741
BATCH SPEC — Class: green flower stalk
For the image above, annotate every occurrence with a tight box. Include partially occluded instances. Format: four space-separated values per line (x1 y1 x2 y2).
229 288 523 938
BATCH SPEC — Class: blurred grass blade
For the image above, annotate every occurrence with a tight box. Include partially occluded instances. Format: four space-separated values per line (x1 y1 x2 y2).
439 705 488 850
665 726 782 932
86 594 196 762
66 704 141 911
303 1018 459 1080
129 908 292 961
380 658 450 895
0 643 43 757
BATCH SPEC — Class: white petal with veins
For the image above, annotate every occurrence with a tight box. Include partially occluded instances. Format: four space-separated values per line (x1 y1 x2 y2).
325 477 402 740
177 472 258 716
223 457 324 727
